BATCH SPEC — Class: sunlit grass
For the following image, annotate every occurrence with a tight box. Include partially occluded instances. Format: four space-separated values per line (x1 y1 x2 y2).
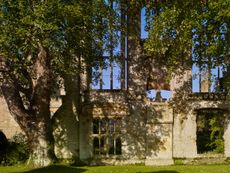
0 164 230 173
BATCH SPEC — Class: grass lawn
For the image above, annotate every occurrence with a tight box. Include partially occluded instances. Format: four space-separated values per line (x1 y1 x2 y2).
0 164 230 173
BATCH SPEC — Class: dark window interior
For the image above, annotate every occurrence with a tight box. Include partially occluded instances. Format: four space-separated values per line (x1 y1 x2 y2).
196 109 225 154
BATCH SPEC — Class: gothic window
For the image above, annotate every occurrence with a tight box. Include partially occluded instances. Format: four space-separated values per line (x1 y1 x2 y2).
91 1 124 90
92 118 122 156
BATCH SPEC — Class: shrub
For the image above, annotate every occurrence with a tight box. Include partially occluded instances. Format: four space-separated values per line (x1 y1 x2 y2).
0 130 8 163
1 133 30 166
208 116 224 153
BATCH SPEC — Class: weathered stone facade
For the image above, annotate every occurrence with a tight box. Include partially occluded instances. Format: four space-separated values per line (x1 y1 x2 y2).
2 88 230 165
1 6 230 166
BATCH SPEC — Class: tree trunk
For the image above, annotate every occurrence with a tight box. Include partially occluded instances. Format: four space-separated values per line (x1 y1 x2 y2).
0 43 57 167
27 42 57 167
28 119 56 167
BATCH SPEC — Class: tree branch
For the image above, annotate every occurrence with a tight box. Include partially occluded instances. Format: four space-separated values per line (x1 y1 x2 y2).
9 71 33 101
0 72 34 134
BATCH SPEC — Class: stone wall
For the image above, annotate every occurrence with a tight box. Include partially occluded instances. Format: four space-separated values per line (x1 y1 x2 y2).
145 102 173 165
52 97 80 160
0 97 22 138
173 100 230 158
0 5 230 165
173 112 197 158
81 98 174 165
1 91 230 165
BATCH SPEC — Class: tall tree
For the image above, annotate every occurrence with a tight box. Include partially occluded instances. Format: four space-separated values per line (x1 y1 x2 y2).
0 0 117 167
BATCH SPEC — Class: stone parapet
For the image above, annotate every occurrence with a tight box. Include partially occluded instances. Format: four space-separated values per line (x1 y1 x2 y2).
84 90 126 103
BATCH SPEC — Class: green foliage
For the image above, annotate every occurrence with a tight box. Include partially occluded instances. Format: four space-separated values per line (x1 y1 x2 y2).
197 110 225 154
1 133 30 166
0 131 8 163
0 1 123 165
0 0 120 77
174 158 185 165
208 116 224 153
144 0 230 75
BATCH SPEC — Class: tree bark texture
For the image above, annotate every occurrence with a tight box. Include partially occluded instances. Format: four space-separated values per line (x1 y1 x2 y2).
0 43 56 167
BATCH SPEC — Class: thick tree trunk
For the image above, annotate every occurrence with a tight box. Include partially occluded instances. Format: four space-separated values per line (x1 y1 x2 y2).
0 43 57 167
1 72 56 167
28 121 56 167
27 43 57 167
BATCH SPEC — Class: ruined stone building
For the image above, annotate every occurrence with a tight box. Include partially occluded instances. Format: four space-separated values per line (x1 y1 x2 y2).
1 5 230 165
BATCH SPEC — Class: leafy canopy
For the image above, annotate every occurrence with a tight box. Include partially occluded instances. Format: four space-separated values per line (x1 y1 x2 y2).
0 0 120 77
144 0 230 74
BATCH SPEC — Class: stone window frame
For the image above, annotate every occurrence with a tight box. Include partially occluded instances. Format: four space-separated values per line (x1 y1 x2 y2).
92 117 122 157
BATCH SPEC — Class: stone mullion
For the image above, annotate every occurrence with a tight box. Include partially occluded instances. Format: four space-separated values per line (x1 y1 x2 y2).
100 58 103 90
120 0 126 90
109 0 114 90
99 119 101 155
106 120 109 156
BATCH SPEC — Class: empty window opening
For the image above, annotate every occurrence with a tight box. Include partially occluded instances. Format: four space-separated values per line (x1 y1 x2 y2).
192 63 226 93
146 89 172 102
192 20 227 93
92 118 122 156
91 1 128 90
196 109 225 154
141 7 155 39
146 64 172 102
141 7 148 39
91 56 122 90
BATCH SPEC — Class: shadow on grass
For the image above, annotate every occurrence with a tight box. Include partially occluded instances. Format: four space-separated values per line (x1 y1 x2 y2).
139 171 179 173
14 165 86 173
